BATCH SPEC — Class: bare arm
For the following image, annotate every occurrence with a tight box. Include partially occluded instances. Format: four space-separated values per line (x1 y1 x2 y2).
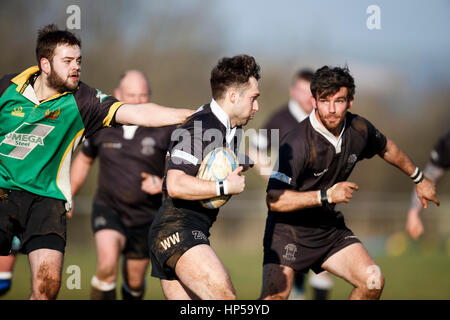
379 138 439 208
68 151 95 218
406 162 445 239
267 181 359 212
166 167 245 200
115 103 194 127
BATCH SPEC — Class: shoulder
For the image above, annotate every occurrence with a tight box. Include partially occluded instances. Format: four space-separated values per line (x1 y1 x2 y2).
281 120 310 152
182 104 218 130
346 112 373 137
0 73 19 96
264 104 291 127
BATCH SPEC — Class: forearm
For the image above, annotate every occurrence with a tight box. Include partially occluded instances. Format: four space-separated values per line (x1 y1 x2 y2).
115 103 193 127
267 189 322 212
380 138 417 177
166 170 217 200
70 153 93 196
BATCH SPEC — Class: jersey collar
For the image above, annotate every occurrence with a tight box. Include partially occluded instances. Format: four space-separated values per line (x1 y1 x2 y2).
210 98 236 145
309 110 346 153
288 99 310 123
11 66 72 105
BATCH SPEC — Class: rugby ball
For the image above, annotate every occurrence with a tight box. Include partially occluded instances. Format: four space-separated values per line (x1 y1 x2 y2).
196 147 238 209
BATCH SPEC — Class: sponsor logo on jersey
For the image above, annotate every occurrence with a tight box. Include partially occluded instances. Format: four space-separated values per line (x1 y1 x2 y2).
44 107 61 120
11 106 24 117
160 232 181 250
0 123 54 160
313 168 328 177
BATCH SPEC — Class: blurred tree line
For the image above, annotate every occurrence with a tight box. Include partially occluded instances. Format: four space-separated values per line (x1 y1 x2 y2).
1 0 448 197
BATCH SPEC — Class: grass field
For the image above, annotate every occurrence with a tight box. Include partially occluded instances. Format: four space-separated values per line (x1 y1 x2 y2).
2 241 449 300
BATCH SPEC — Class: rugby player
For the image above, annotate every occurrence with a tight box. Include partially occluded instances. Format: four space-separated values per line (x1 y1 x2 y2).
260 66 439 300
0 24 192 300
406 130 449 239
70 70 175 299
251 69 333 300
149 54 260 299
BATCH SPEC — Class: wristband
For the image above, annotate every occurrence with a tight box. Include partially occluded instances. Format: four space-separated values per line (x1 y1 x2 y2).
410 167 424 184
320 189 328 205
216 181 229 196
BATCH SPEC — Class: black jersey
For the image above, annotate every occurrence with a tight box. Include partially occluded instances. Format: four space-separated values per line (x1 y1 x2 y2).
430 130 450 169
254 100 310 151
163 100 241 223
82 125 175 227
267 111 387 228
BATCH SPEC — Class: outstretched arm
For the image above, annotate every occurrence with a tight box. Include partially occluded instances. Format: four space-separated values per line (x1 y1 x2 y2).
379 138 440 209
115 103 194 127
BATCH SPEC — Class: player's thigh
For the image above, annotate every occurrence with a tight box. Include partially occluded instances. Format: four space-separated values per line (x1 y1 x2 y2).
161 279 200 300
95 229 126 265
175 244 235 299
321 242 382 288
0 254 16 272
260 263 295 300
28 248 63 284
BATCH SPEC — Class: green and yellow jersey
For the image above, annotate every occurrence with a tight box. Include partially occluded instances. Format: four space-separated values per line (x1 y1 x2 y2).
0 66 124 205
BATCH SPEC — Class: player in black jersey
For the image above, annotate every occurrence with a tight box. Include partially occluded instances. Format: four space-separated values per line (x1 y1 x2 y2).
70 70 174 300
251 69 333 299
406 130 449 239
149 55 260 299
260 66 439 300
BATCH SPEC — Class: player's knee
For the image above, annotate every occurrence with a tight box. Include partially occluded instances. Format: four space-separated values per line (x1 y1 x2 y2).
33 276 61 300
97 262 117 282
359 266 384 299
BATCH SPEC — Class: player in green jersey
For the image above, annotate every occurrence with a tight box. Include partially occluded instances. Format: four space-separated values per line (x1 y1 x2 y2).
0 24 193 300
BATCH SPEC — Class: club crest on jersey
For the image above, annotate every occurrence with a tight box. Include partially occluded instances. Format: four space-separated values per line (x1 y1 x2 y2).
95 89 108 102
283 243 297 261
11 106 24 117
44 107 61 120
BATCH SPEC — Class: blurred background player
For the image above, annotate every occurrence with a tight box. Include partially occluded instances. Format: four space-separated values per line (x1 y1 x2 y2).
70 70 175 299
250 68 333 300
406 129 449 239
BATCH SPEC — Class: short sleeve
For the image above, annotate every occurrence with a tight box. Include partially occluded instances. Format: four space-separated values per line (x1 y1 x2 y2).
81 136 98 159
267 135 307 191
361 118 387 159
430 130 450 169
74 83 124 138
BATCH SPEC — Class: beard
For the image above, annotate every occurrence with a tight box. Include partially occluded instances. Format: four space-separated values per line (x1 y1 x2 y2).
47 68 78 93
317 110 346 134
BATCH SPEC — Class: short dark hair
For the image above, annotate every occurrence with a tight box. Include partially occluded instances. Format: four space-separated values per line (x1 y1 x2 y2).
310 66 355 100
292 68 314 85
210 54 261 100
36 24 81 69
